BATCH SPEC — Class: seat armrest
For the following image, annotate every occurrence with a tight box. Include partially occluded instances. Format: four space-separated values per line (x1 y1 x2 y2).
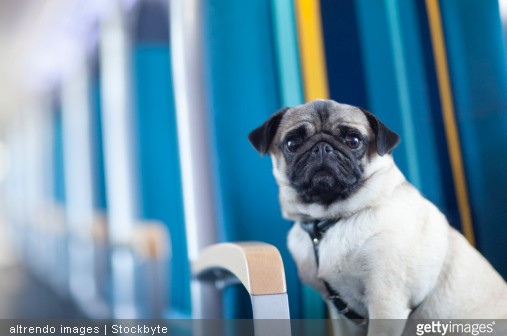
192 242 291 322
192 242 286 295
130 221 171 260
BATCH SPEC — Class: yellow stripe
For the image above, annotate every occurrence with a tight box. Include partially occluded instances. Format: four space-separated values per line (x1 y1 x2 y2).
295 0 329 101
425 0 475 246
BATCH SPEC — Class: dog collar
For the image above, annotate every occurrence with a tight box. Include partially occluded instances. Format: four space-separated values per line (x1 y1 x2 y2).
299 219 367 323
299 219 339 249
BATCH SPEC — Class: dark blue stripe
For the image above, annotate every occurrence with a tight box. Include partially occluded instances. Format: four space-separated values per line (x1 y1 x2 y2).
320 0 368 107
133 0 169 43
439 0 507 277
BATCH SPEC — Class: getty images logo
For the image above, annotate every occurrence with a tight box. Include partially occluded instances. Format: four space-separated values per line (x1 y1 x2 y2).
416 321 496 336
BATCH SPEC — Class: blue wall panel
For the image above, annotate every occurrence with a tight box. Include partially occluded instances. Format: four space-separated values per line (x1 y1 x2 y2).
414 0 461 227
439 0 507 277
355 0 448 216
394 0 446 209
132 45 191 316
270 0 304 107
321 0 369 107
130 0 191 316
90 75 108 211
203 0 302 318
356 0 410 175
52 106 66 204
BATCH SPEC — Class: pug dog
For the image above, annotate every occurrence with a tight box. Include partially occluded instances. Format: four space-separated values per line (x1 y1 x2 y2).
248 100 507 336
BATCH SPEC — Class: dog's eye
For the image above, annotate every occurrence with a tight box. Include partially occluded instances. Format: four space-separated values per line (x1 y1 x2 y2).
286 138 303 152
345 133 361 149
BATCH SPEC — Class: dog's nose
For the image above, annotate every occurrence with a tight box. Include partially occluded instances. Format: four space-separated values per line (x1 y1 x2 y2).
311 142 334 157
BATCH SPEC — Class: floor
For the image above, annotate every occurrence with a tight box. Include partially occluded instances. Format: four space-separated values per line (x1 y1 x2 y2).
0 263 85 319
0 222 84 319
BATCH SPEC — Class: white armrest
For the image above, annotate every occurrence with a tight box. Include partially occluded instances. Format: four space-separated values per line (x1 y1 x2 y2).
192 242 286 295
192 242 291 322
91 214 108 242
130 221 171 260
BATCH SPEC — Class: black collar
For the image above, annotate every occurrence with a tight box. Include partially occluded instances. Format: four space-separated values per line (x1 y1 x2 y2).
299 218 340 242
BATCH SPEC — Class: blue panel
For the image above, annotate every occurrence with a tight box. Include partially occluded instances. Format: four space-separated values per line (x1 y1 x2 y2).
439 0 507 277
414 0 461 227
355 0 448 214
356 0 409 173
52 106 66 204
203 0 302 318
393 0 446 208
90 74 108 210
321 0 368 107
132 44 191 315
270 0 304 106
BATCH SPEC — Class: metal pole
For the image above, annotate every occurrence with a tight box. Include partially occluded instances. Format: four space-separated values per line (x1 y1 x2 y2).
169 0 221 318
99 0 138 318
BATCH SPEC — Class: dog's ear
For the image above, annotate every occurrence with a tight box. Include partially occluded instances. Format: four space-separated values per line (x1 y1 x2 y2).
361 108 400 156
248 107 289 156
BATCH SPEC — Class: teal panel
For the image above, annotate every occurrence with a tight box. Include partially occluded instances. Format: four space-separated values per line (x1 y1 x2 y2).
271 0 304 106
203 0 302 318
90 74 108 211
52 106 66 204
355 0 447 211
356 0 411 179
132 45 191 316
392 0 447 208
439 0 507 277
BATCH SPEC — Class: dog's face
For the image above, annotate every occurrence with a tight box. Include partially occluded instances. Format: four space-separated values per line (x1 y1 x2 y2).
249 100 400 219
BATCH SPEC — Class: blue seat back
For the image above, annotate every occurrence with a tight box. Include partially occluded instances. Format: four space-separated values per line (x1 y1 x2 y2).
131 1 190 316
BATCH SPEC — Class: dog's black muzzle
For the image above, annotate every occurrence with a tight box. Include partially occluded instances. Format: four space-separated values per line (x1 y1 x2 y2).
290 141 363 204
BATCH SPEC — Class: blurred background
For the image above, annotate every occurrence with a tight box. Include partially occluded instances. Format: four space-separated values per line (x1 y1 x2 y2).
0 0 506 320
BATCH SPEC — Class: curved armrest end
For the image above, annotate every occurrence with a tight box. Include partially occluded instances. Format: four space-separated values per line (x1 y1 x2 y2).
192 242 287 296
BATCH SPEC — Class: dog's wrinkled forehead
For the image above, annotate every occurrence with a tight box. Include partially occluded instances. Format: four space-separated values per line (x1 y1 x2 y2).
278 100 369 139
